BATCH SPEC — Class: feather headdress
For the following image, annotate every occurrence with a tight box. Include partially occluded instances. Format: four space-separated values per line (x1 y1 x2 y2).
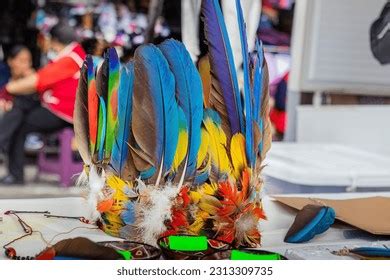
74 0 271 248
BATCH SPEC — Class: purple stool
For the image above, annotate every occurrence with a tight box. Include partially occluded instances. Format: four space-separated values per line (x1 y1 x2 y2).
37 128 83 187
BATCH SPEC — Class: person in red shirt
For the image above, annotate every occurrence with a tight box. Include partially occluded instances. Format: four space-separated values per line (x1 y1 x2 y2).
0 23 86 185
270 72 288 140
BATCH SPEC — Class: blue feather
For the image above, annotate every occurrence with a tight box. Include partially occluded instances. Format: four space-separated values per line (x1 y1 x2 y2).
194 170 210 185
120 201 136 225
202 0 244 134
350 247 390 258
204 108 222 126
158 39 203 177
253 39 265 154
253 39 264 122
140 167 157 180
98 96 107 161
132 44 179 178
235 0 254 166
111 63 134 175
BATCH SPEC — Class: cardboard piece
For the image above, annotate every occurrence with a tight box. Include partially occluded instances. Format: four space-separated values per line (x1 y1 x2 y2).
273 196 390 235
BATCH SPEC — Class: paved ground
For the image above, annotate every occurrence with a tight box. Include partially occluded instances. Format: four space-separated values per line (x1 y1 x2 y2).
0 164 85 199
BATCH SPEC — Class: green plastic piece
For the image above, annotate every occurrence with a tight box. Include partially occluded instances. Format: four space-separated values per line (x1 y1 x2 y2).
116 250 132 260
230 250 281 260
168 236 208 251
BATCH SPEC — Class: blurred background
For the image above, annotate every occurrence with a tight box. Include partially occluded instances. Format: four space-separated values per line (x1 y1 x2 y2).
1 0 389 198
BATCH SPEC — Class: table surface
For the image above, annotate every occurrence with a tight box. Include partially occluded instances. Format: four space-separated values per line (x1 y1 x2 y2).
1 192 389 260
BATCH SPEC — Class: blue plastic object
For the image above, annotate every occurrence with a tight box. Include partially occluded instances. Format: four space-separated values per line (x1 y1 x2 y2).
286 207 336 243
350 247 390 258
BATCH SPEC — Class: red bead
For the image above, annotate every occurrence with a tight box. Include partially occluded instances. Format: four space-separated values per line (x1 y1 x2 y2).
5 247 17 258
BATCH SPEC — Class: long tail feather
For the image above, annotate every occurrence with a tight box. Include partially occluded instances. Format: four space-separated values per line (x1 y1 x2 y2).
235 0 254 167
252 40 271 161
132 44 179 180
87 56 99 159
74 59 91 165
96 57 109 162
158 39 203 177
105 48 120 159
111 63 135 179
201 0 244 138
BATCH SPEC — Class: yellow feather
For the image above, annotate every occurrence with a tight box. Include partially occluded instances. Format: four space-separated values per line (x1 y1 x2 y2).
104 212 124 225
230 133 247 179
104 175 133 216
202 182 218 195
190 191 202 204
199 194 222 215
172 130 189 171
189 211 210 234
189 182 218 204
106 175 128 190
203 117 231 175
196 128 210 168
106 175 131 202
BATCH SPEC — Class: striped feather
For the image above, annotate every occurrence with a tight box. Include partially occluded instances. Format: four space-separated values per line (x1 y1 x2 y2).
105 48 120 158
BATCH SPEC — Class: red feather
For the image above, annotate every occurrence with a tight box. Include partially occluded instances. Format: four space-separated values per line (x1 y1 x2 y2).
88 61 98 153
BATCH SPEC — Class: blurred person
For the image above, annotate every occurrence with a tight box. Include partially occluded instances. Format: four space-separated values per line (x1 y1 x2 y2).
0 23 86 185
0 45 39 143
270 72 288 140
0 45 39 165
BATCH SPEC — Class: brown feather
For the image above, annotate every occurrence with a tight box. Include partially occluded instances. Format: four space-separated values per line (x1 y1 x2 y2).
53 237 121 260
260 61 272 160
129 144 154 174
73 61 91 164
209 76 232 141
198 55 211 108
252 57 272 188
131 49 159 175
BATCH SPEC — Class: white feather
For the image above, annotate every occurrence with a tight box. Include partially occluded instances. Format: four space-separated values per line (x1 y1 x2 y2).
235 212 259 245
87 166 105 220
136 181 181 245
75 168 89 188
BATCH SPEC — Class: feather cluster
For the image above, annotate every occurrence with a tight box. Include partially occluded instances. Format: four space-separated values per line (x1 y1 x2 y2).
74 0 271 248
